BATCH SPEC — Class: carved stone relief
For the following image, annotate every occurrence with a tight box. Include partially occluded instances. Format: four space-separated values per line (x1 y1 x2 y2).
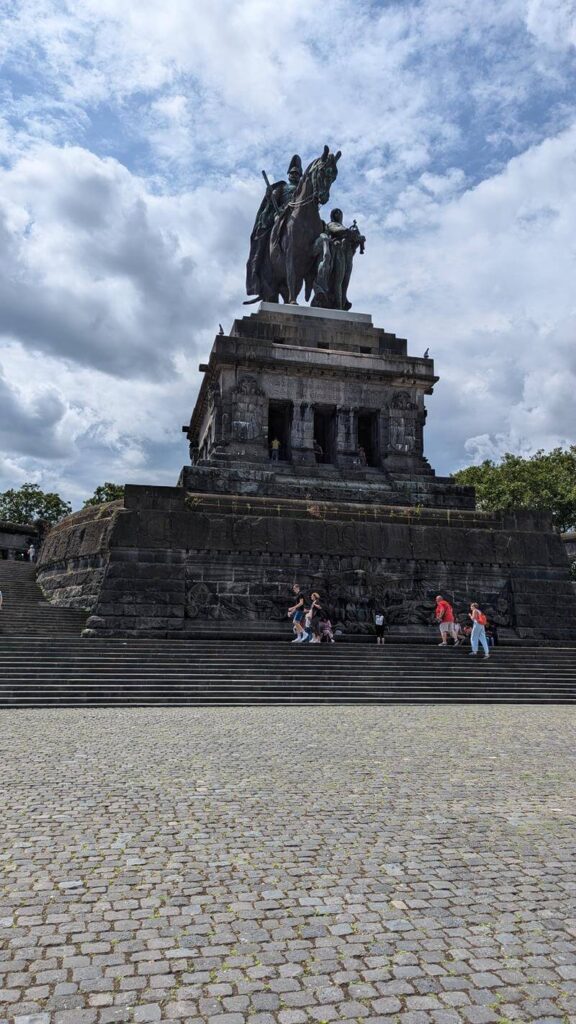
184 562 513 631
231 375 266 442
388 391 418 452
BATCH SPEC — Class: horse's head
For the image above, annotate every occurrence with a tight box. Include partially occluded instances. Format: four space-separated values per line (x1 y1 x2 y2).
303 145 341 206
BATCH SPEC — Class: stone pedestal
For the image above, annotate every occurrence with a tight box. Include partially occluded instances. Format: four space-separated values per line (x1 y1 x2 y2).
34 304 576 642
36 485 576 642
180 303 470 509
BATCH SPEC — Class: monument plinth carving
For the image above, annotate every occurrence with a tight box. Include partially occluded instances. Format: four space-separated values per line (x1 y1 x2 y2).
35 148 576 642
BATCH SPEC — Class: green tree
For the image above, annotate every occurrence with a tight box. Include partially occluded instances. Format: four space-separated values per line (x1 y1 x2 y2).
83 482 124 507
452 447 576 533
0 482 72 525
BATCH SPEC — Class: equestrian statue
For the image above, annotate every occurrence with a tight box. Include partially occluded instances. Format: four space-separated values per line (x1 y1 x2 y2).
245 146 365 310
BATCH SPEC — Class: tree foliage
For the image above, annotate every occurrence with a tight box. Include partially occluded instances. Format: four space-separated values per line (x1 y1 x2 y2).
0 482 72 525
83 482 125 507
452 447 576 533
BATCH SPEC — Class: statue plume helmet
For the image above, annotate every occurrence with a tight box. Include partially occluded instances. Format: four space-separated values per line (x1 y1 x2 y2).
287 154 302 175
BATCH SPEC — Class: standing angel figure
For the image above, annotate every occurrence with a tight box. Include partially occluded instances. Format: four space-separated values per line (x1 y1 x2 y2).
311 209 365 310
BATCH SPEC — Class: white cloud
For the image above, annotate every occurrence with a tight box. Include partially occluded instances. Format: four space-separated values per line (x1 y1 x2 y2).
525 0 576 49
0 144 238 378
0 0 575 502
0 366 71 459
356 125 576 471
0 0 547 178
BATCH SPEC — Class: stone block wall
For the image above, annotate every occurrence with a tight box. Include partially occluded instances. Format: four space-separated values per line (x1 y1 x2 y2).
36 500 124 610
36 485 576 641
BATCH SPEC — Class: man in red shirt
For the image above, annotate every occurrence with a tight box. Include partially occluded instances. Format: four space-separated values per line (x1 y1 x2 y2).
435 594 460 646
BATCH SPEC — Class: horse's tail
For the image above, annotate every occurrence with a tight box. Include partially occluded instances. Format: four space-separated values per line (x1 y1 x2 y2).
243 296 262 305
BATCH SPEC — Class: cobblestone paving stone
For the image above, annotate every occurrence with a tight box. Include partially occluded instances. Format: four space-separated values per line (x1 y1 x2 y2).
1 707 576 1024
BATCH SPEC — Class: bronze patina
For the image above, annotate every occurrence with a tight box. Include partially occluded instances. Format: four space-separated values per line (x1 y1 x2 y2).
245 147 365 309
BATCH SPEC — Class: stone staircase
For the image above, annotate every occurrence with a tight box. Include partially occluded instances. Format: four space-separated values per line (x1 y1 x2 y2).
0 639 575 706
0 560 574 706
0 560 86 637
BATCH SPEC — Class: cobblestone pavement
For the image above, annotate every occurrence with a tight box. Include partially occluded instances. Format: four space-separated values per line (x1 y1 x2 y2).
1 707 576 1024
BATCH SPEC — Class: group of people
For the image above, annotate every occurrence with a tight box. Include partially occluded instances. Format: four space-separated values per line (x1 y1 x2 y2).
434 594 496 658
286 584 496 655
287 584 335 643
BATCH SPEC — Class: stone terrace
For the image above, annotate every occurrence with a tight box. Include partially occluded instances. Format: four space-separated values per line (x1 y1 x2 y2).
1 707 576 1024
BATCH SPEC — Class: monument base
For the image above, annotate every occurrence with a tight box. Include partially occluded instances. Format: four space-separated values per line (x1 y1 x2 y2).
36 485 576 642
178 461 474 509
180 303 474 509
35 306 576 643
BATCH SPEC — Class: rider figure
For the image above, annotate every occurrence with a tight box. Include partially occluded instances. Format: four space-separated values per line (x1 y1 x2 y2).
272 156 302 213
246 155 303 301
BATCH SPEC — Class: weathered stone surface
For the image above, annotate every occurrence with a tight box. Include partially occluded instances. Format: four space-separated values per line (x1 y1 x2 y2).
37 502 124 611
179 307 463 507
36 485 576 639
34 308 576 639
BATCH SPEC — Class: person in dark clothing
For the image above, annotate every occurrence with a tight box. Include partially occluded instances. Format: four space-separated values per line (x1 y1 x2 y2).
485 621 500 648
305 592 323 643
288 583 309 643
374 610 386 645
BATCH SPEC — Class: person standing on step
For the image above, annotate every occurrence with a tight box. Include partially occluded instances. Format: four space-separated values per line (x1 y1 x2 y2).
452 619 463 646
28 542 36 563
305 592 322 643
288 583 310 643
468 602 490 659
435 594 457 646
270 437 280 462
374 609 386 645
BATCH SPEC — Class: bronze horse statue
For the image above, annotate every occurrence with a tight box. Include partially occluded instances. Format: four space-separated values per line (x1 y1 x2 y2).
268 146 341 304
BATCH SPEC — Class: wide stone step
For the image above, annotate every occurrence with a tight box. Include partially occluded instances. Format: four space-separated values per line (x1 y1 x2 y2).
2 683 574 694
0 639 574 705
1 650 575 663
0 561 87 636
0 651 574 663
2 694 574 705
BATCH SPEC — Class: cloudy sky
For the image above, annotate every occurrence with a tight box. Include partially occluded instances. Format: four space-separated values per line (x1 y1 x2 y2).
0 0 575 505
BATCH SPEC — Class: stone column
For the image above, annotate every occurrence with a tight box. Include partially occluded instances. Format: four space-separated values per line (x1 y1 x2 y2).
336 405 350 450
291 402 315 465
336 406 356 467
378 409 390 459
416 409 426 457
